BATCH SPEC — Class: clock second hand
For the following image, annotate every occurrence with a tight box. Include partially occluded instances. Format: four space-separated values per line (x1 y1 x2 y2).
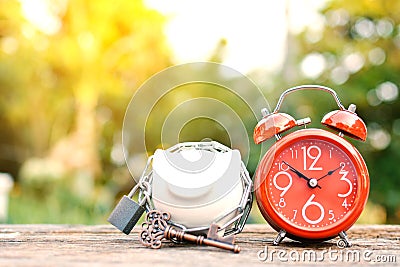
282 161 321 189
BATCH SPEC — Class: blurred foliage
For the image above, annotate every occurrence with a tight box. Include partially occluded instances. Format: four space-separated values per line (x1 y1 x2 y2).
0 0 170 223
0 0 399 224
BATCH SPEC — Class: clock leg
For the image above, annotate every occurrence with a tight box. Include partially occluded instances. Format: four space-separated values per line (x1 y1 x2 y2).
338 231 352 248
273 230 286 245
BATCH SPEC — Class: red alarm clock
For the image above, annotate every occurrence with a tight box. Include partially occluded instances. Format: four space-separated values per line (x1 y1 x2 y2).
253 85 369 247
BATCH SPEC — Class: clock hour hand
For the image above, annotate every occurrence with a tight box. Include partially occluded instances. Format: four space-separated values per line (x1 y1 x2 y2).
317 165 341 181
282 161 321 189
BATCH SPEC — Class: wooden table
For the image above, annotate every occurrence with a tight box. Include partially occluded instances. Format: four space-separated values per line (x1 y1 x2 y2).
0 224 399 266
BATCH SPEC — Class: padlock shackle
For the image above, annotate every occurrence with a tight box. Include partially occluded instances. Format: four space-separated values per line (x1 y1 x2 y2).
273 85 346 113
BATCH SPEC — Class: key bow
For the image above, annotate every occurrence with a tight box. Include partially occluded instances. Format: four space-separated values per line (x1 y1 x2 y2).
140 210 170 249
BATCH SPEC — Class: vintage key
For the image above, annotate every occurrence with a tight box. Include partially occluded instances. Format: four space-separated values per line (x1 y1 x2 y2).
140 210 241 253
108 183 146 235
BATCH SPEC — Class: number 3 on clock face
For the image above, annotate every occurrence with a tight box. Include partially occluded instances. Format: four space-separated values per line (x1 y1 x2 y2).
255 129 369 241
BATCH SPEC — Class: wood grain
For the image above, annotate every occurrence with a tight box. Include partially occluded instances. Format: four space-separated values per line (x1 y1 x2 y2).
0 224 398 266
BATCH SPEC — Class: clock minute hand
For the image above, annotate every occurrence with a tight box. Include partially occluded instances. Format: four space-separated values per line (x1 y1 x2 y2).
317 166 341 181
282 161 321 189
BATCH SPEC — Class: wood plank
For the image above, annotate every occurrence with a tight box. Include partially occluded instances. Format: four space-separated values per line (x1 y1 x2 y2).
0 224 399 266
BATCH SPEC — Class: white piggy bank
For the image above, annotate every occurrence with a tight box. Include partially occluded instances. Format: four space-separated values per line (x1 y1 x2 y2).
151 146 244 230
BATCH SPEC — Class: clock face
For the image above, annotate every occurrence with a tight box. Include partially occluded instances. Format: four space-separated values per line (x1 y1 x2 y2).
255 129 369 240
267 138 358 230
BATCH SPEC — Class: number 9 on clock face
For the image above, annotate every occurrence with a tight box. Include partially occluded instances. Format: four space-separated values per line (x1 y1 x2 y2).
255 129 369 241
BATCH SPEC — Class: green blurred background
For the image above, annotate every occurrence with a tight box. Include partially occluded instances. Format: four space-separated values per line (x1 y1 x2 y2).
0 0 398 224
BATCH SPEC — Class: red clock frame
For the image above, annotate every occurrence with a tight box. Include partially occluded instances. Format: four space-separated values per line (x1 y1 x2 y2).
255 128 369 241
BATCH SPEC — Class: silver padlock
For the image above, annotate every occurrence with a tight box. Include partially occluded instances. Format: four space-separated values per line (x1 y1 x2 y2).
108 183 146 235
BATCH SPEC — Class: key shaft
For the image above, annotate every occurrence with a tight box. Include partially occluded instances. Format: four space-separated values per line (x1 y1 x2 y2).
164 226 240 253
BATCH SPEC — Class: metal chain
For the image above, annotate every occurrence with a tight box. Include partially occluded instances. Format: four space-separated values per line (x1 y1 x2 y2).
137 156 155 210
136 141 253 236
